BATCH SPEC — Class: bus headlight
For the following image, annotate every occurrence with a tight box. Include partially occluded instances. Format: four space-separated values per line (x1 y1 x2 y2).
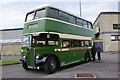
36 54 40 59
23 54 26 59
21 49 23 52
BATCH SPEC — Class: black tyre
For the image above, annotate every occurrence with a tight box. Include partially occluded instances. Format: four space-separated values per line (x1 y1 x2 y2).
44 56 57 74
84 50 91 62
22 61 29 70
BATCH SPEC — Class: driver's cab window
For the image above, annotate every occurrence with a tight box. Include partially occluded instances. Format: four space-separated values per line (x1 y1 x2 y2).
32 36 46 46
32 33 59 46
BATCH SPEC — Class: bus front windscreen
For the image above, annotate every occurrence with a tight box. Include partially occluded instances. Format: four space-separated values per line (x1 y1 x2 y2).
22 35 31 47
26 12 34 21
26 9 45 21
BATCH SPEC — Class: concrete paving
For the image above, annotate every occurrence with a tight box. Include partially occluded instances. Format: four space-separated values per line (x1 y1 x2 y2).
44 53 118 78
2 52 119 78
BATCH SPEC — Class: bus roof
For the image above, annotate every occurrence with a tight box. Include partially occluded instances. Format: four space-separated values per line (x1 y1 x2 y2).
27 4 92 23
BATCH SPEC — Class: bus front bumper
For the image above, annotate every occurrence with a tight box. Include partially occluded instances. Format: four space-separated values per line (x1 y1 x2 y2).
19 58 26 62
19 57 47 64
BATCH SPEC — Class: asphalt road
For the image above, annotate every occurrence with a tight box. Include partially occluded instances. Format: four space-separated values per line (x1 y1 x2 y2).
2 52 119 78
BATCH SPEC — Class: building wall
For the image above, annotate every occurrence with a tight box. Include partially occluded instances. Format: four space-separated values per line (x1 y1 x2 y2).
102 34 119 51
1 29 23 40
101 14 119 51
0 28 23 55
0 43 21 55
93 12 120 52
101 14 118 32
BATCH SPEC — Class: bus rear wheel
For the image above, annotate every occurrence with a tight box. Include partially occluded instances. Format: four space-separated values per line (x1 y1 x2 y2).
44 56 57 74
84 50 91 63
22 61 29 70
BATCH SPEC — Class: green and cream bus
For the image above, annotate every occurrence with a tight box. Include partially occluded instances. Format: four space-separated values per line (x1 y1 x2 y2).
20 5 94 74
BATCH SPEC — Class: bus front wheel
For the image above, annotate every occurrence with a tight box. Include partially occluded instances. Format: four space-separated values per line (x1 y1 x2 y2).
44 56 57 74
22 62 29 70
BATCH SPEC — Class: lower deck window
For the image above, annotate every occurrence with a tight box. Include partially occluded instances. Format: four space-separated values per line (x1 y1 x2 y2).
48 41 58 45
71 40 79 47
61 39 90 48
62 40 70 48
33 38 46 46
84 41 89 46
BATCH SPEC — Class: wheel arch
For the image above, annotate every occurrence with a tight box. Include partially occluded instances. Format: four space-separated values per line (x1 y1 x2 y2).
44 53 60 67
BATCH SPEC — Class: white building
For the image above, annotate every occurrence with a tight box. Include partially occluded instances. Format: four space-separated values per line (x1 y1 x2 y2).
93 12 120 52
0 28 23 56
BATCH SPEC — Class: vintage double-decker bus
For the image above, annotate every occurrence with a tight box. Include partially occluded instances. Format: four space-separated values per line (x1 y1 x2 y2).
20 5 94 74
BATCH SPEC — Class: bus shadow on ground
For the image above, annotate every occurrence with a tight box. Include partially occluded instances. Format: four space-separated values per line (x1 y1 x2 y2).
27 68 47 74
59 61 87 71
25 61 89 74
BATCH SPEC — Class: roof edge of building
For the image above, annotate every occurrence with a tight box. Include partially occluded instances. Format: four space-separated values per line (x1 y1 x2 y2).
0 28 23 31
93 12 120 25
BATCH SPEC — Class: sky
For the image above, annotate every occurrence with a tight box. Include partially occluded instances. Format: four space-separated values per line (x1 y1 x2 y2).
0 0 119 29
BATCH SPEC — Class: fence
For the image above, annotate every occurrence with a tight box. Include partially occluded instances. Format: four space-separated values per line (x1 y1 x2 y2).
0 43 21 60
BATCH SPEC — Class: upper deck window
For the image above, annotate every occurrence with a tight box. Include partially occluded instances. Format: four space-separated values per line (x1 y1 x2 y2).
83 21 88 28
69 15 76 24
35 9 46 19
26 12 34 21
88 23 92 29
59 11 69 22
48 8 58 19
77 18 83 26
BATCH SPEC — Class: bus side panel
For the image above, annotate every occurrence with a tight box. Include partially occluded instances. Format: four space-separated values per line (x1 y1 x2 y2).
59 48 92 67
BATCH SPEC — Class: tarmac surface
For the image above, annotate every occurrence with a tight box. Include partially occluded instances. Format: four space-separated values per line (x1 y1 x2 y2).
1 52 119 78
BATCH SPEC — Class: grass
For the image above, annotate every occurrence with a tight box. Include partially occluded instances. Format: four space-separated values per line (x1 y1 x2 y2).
0 60 22 65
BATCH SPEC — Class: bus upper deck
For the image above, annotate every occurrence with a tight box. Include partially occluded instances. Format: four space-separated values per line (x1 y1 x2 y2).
23 5 94 38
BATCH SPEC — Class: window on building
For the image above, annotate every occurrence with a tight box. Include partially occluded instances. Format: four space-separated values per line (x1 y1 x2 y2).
111 35 120 41
35 9 46 19
48 8 59 19
113 24 120 29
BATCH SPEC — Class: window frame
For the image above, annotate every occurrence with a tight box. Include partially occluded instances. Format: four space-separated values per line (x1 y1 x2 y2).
25 11 35 21
34 8 46 19
59 11 69 22
111 35 120 41
48 8 59 19
61 39 70 48
61 39 90 48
